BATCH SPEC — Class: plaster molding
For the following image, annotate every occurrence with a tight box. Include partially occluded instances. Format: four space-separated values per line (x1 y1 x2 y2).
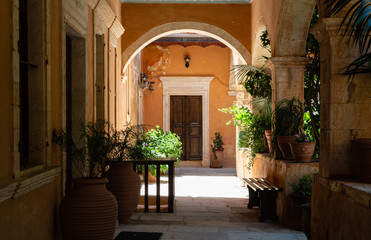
160 76 214 167
0 167 61 203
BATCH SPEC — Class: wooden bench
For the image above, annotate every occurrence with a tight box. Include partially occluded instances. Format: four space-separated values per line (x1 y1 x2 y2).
243 178 283 222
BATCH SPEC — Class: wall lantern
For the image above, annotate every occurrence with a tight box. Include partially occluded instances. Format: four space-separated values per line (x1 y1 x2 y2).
139 73 155 91
184 55 191 68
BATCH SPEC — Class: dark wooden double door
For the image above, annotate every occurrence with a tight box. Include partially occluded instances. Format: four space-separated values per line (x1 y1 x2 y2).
170 96 202 161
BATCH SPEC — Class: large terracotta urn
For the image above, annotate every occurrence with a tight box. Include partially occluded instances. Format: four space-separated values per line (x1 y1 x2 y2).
277 136 297 160
351 138 371 183
210 150 224 168
289 142 316 162
105 162 142 222
59 178 118 240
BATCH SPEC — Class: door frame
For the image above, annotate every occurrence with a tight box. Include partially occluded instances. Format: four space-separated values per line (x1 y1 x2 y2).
160 76 213 167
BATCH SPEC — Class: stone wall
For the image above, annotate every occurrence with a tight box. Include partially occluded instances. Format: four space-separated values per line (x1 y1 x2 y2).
311 175 371 240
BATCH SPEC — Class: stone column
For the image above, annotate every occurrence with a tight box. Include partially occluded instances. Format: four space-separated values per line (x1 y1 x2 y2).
266 57 309 110
315 18 371 178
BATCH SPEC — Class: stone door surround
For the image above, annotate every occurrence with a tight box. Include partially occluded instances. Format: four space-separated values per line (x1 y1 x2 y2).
160 76 214 167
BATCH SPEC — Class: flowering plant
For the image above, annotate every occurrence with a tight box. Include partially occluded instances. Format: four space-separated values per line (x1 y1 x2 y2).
211 132 224 152
295 132 315 143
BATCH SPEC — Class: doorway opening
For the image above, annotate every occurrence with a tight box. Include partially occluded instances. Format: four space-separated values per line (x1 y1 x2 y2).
170 96 202 161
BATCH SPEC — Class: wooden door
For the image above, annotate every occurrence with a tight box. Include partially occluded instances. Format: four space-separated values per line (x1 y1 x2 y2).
170 96 202 160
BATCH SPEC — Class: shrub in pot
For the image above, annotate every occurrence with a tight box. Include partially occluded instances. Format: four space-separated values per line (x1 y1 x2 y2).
272 98 304 160
210 132 224 168
289 173 313 231
54 120 118 240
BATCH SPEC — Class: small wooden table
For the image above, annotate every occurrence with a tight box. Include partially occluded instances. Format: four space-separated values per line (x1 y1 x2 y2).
130 159 176 213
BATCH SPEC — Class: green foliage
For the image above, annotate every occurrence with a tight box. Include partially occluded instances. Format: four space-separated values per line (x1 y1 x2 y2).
304 6 320 147
54 120 121 178
260 29 271 51
272 98 304 156
141 126 182 160
220 104 271 159
326 0 371 76
233 65 272 99
289 174 314 196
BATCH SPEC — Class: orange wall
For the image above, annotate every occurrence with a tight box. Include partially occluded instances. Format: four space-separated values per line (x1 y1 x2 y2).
121 3 252 55
141 45 236 166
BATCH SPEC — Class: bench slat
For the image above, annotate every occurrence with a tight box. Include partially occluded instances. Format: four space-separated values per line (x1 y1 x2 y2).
243 178 264 191
259 178 280 191
250 178 269 191
255 178 279 191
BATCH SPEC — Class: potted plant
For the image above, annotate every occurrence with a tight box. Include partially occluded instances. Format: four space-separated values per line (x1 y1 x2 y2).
289 132 316 162
210 132 224 168
104 124 147 223
54 120 118 240
272 97 304 160
289 174 313 231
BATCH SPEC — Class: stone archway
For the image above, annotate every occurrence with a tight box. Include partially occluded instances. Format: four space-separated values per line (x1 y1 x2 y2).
121 21 252 73
274 0 316 57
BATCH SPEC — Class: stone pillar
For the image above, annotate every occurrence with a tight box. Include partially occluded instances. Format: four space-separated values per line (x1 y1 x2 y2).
315 18 371 178
266 57 309 110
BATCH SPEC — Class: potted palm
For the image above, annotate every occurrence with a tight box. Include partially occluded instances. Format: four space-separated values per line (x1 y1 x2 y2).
104 124 147 223
272 97 304 160
210 132 224 168
54 120 118 240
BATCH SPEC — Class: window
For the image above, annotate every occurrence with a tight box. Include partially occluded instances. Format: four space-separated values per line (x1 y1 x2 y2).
17 0 47 171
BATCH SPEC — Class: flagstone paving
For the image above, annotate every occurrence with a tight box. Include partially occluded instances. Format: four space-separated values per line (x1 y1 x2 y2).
116 167 307 240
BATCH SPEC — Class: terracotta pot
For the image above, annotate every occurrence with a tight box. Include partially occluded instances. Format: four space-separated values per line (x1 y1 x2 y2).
105 162 142 222
265 130 273 153
351 138 371 183
210 150 224 168
289 142 316 162
290 194 311 230
277 136 297 160
302 204 311 240
60 178 118 240
143 171 157 182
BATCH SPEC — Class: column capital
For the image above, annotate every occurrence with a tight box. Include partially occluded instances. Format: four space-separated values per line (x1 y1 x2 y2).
266 56 309 69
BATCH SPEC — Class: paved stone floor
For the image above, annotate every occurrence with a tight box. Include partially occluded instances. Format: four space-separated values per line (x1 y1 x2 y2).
116 167 307 240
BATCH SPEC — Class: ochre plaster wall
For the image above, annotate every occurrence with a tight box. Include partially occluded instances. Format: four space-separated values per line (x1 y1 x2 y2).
0 178 61 240
0 1 63 239
121 3 251 55
141 45 236 167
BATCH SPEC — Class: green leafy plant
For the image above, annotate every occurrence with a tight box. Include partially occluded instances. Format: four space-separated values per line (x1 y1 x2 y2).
326 0 371 76
210 132 224 160
54 120 120 178
139 126 182 176
141 126 182 160
295 133 315 143
220 104 271 169
289 174 314 196
233 65 272 99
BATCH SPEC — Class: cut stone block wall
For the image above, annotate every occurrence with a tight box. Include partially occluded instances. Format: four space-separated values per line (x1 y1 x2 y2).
311 175 371 240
